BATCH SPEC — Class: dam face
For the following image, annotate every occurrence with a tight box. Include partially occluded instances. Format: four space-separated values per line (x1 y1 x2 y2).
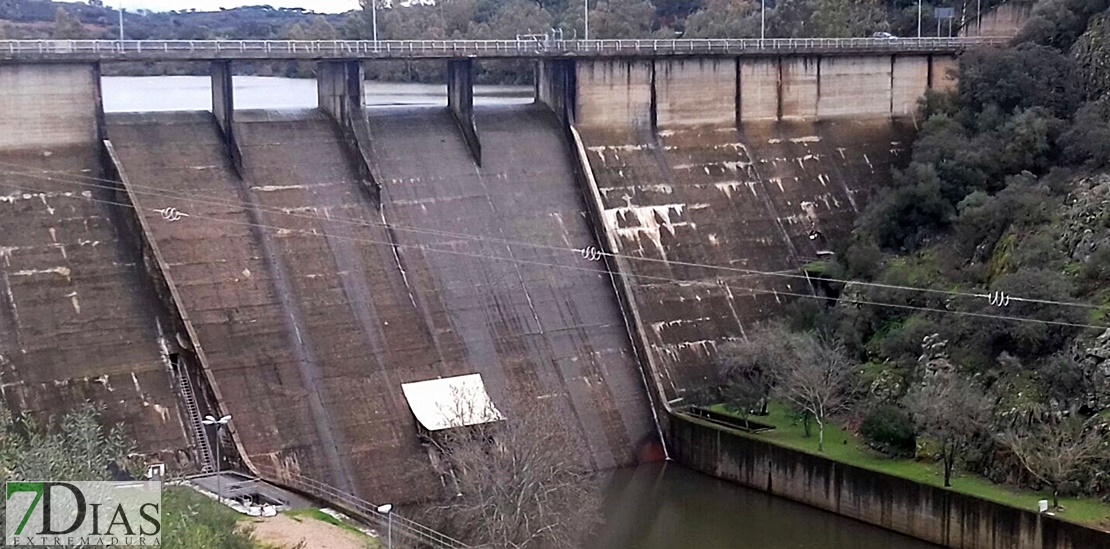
565 57 925 400
0 49 949 502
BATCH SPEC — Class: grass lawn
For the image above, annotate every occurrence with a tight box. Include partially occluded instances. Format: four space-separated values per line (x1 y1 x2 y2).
707 402 1110 528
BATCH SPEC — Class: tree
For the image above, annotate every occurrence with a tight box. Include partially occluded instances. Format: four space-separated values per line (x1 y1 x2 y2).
999 417 1106 509
715 325 794 416
52 7 86 39
0 402 258 548
588 0 659 38
772 332 857 452
810 0 888 38
305 15 339 40
905 368 991 487
683 0 759 38
425 393 600 549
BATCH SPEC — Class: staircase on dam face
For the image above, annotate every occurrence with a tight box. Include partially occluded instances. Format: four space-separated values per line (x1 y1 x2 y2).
576 119 915 401
174 358 215 473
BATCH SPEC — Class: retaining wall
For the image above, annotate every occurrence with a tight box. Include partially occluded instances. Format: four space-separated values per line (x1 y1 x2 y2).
668 414 1110 549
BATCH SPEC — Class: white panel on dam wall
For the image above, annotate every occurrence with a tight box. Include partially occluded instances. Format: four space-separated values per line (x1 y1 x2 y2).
576 59 653 129
0 64 99 151
655 58 736 128
781 57 818 119
817 56 892 119
892 56 930 117
739 58 779 121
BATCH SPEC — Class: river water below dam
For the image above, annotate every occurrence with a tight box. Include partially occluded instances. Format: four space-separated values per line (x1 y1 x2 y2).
101 76 937 548
593 463 938 548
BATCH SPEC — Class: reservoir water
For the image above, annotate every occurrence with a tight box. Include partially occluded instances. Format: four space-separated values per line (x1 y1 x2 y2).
103 75 939 549
101 75 532 112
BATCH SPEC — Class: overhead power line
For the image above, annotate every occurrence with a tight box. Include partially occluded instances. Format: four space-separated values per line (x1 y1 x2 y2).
0 172 1106 334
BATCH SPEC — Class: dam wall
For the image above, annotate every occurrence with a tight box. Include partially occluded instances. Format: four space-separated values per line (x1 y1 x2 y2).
367 105 658 474
670 414 1110 549
565 56 920 399
0 64 102 150
574 54 951 127
105 103 656 501
0 63 192 467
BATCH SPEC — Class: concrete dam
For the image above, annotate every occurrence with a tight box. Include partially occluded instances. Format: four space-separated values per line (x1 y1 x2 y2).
0 42 962 503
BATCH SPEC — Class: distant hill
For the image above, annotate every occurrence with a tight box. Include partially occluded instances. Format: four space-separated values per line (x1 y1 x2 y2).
0 1 350 40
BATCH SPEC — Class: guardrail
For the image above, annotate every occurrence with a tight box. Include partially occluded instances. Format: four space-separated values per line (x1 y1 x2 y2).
252 464 470 549
0 37 1008 60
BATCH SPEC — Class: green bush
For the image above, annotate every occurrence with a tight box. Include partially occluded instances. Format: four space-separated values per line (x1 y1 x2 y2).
1081 246 1110 285
860 405 916 457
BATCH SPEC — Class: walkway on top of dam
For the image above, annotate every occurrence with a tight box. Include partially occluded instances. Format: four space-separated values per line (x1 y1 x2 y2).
0 36 1006 62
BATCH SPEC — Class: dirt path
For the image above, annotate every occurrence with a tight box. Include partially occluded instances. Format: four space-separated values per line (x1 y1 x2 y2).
247 513 374 549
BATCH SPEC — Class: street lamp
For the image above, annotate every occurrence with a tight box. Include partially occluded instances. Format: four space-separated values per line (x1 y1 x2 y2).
371 0 378 42
760 0 765 42
377 504 393 549
202 414 232 504
917 0 923 38
118 1 124 42
584 0 589 41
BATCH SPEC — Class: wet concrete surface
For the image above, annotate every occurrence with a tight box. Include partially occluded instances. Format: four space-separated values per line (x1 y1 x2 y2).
0 144 191 466
580 120 915 399
107 104 656 502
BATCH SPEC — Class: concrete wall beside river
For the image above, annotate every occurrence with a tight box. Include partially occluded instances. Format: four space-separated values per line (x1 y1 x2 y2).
668 414 1110 549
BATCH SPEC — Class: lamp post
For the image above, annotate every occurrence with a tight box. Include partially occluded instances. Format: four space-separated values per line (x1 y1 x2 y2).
760 0 765 42
202 414 232 504
377 504 393 549
371 0 378 42
118 1 124 42
917 0 923 38
584 0 589 41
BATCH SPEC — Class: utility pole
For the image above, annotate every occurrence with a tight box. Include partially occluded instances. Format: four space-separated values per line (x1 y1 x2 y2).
584 0 589 40
917 0 922 38
977 0 982 36
203 415 232 503
372 0 378 42
118 0 124 42
761 0 765 42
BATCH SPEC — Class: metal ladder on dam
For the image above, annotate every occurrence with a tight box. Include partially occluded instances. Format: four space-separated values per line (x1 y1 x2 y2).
175 359 216 473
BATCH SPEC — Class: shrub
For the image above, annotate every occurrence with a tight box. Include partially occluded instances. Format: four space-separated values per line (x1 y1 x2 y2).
1081 246 1110 286
860 405 916 457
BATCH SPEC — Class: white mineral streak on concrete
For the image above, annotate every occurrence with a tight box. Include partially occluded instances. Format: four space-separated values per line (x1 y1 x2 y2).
12 266 71 281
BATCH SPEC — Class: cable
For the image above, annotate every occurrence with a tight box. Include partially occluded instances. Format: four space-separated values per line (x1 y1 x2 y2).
0 157 1103 312
1 174 1106 333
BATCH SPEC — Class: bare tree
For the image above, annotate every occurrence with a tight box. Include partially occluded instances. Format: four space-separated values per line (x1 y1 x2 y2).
716 324 798 417
422 391 601 549
999 416 1107 509
772 333 858 452
905 370 991 487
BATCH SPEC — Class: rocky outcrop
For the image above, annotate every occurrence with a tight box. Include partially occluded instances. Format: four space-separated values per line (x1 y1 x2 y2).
1059 174 1110 262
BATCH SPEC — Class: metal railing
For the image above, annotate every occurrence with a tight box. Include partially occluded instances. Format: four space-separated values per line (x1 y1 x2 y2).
0 37 1008 59
252 464 470 549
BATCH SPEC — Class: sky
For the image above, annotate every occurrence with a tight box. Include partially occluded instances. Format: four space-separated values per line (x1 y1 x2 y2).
116 1 362 13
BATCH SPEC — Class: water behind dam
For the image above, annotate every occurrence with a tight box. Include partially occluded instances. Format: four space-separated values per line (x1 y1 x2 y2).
102 75 533 111
102 76 937 548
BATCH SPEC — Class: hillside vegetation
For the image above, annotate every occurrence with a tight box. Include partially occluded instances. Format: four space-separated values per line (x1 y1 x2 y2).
711 1 1110 512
